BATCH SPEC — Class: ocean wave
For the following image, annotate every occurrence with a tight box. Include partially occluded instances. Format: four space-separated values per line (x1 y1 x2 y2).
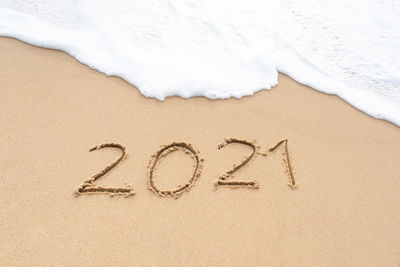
0 0 399 125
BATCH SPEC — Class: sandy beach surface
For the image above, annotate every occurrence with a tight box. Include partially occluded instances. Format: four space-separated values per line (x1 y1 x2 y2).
1 37 399 266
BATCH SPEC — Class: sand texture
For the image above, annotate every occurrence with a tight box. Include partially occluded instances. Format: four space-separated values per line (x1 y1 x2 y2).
1 37 400 266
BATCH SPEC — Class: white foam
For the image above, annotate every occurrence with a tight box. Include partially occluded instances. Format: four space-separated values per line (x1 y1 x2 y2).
0 0 399 125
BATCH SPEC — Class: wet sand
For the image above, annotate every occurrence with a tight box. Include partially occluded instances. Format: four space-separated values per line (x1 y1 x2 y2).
0 37 399 266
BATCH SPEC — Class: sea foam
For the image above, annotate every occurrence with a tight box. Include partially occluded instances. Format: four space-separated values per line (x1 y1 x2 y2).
0 0 399 125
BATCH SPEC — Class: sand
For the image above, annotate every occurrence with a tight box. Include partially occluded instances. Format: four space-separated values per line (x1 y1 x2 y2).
0 37 399 266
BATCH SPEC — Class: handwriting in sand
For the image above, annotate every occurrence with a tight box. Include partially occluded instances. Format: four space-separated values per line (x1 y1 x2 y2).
75 138 297 198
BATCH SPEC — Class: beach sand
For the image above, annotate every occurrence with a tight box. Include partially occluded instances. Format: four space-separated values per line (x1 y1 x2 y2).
1 37 399 266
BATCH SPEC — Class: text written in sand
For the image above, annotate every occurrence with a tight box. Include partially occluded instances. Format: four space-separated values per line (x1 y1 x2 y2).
75 138 297 199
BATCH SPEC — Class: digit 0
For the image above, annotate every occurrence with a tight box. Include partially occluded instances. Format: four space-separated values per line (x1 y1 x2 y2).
147 142 203 198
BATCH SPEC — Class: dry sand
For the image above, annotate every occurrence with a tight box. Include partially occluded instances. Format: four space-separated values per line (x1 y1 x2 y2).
1 37 400 266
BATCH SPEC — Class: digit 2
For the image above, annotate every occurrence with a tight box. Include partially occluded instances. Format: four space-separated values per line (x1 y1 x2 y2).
74 143 135 197
215 138 260 189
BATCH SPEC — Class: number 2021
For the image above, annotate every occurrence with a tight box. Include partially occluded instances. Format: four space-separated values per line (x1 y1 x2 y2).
74 138 297 199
